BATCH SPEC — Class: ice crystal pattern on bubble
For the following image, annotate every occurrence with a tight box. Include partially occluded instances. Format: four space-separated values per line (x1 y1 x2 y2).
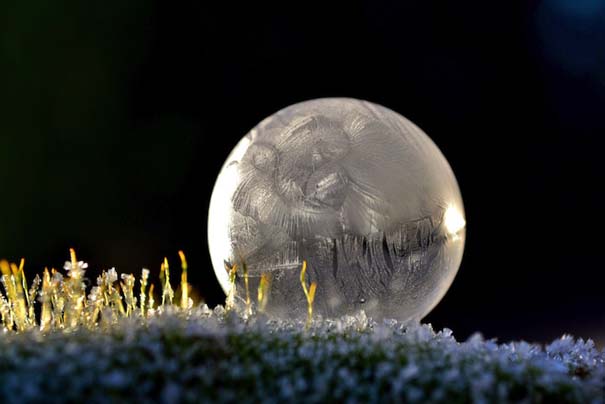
208 98 466 321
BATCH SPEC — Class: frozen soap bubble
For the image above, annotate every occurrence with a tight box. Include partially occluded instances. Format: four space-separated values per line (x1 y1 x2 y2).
208 98 465 322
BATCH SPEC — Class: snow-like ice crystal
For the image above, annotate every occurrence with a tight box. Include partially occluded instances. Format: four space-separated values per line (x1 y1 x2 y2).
208 98 465 322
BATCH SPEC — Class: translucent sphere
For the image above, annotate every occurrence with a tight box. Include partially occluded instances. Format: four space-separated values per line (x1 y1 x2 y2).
208 98 465 322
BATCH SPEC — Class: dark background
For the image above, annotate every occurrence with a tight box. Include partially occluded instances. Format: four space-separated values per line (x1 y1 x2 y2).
1 0 604 344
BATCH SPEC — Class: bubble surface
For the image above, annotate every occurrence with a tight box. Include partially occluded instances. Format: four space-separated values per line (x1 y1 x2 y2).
208 98 465 322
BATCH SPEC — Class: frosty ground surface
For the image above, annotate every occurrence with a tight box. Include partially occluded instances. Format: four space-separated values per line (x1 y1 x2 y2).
0 306 603 403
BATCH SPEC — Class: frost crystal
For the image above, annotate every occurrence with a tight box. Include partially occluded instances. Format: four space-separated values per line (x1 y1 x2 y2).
63 260 88 279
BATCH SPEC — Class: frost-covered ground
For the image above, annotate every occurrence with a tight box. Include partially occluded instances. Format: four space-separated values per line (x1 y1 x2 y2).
0 306 603 404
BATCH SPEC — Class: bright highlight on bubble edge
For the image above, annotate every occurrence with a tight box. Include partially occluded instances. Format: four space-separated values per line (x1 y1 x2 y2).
443 205 466 239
